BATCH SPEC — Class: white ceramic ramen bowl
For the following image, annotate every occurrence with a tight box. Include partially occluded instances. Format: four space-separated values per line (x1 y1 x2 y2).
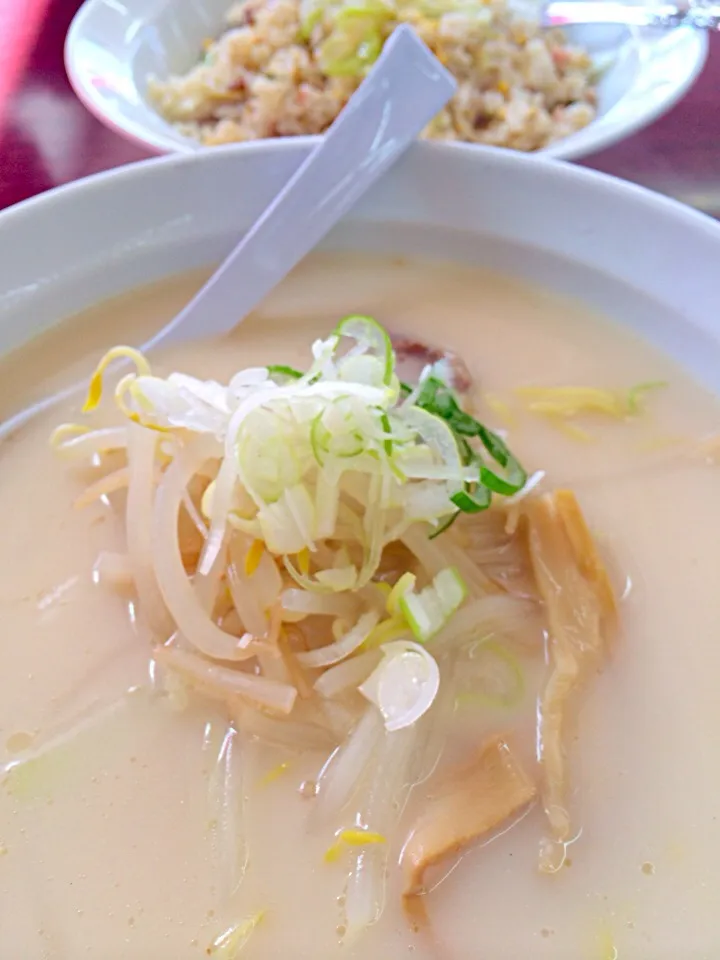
2 141 720 393
64 0 707 161
7 140 720 960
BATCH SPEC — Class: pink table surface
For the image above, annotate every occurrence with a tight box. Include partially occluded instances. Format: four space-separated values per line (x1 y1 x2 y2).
1 0 719 215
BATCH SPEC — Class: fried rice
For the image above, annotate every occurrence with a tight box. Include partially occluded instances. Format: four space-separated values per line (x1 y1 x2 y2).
148 0 597 151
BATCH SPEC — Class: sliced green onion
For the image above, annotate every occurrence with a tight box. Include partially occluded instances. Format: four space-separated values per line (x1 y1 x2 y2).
398 0 493 17
398 566 467 642
310 403 367 467
475 425 526 495
358 639 440 731
626 380 668 415
335 314 394 385
428 509 461 540
332 31 381 76
377 409 406 481
267 364 303 382
342 0 394 15
69 315 529 598
415 375 526 496
401 406 462 480
415 376 473 431
299 0 328 37
310 410 332 466
450 485 491 514
301 6 324 36
317 1 393 79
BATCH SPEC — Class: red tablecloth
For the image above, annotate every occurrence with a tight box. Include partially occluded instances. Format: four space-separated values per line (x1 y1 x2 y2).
1 0 719 215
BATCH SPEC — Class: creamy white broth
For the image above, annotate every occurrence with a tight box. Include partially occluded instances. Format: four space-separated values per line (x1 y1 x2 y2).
2 252 720 959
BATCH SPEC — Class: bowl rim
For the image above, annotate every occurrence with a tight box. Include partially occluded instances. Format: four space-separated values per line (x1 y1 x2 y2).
4 140 720 432
5 137 719 236
5 138 720 342
63 0 708 161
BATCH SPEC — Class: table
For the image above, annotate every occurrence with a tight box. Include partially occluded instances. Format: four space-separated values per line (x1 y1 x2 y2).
1 0 719 215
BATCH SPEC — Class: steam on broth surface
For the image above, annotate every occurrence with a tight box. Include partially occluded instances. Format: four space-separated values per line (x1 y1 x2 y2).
2 252 720 959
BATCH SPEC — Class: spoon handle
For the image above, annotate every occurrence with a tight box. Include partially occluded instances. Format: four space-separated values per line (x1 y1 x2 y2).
542 0 720 30
147 26 456 350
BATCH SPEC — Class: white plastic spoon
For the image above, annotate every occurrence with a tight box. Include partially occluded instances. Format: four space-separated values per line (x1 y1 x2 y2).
147 24 455 348
1 26 455 438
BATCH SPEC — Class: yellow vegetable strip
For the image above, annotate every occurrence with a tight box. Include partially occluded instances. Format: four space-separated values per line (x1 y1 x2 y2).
207 910 266 958
82 346 151 412
324 829 387 863
297 547 310 576
257 760 291 787
516 386 627 418
245 539 264 576
517 382 668 424
549 418 593 443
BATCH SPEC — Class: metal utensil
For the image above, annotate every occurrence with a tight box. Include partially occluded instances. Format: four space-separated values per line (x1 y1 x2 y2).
542 0 720 31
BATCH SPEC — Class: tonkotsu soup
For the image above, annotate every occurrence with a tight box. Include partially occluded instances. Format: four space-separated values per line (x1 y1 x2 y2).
2 252 720 960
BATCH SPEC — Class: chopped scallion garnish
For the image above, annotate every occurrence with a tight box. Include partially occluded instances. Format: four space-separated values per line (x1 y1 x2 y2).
266 364 303 381
415 375 527 511
78 317 527 573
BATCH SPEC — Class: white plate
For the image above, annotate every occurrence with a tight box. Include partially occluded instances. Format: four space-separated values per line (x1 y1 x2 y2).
64 0 707 160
